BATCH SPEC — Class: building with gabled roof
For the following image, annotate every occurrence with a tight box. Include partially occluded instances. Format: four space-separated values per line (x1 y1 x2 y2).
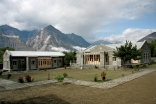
3 50 65 71
76 40 151 69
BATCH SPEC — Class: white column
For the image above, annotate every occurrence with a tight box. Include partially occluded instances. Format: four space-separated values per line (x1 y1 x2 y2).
26 57 29 71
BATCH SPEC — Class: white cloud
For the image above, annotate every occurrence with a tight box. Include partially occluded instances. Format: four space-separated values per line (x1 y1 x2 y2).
101 28 156 43
0 0 156 42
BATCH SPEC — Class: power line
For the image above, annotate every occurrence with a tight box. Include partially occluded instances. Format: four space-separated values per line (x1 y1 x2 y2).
51 0 76 22
56 0 86 24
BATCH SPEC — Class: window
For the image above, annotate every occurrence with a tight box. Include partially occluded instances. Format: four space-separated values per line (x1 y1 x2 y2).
113 57 116 61
54 60 56 64
32 61 35 65
44 60 46 64
13 61 17 66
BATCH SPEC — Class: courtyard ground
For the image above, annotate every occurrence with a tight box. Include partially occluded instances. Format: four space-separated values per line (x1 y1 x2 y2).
0 70 156 104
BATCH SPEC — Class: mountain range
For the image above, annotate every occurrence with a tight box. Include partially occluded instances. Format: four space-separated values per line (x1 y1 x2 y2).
0 25 90 51
0 24 155 51
92 40 121 45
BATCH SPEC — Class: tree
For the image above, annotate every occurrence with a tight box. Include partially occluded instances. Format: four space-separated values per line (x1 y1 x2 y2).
148 40 156 57
0 47 14 63
113 40 142 67
63 51 76 66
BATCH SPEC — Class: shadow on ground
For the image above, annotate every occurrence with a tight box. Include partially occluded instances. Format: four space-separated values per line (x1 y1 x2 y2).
0 94 70 104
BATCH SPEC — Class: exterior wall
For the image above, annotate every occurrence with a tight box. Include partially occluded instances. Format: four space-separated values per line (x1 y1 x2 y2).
140 42 151 64
100 52 104 68
57 57 64 67
76 52 83 66
76 44 122 69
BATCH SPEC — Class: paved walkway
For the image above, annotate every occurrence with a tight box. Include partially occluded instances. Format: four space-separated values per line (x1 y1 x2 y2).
0 69 155 90
0 78 57 90
64 69 156 89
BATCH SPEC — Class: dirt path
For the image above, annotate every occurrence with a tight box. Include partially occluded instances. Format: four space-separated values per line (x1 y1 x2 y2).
0 71 156 104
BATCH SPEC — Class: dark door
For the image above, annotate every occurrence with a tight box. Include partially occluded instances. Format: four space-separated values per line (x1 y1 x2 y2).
30 59 36 69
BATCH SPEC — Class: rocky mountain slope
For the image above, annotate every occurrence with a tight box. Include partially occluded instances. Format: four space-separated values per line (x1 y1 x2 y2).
26 25 90 51
0 25 90 51
0 30 33 51
138 32 156 42
0 25 38 42
92 40 121 45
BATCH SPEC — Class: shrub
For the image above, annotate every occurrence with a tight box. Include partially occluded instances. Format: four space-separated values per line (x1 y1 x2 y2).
101 71 106 80
63 73 68 78
133 66 140 71
55 75 64 82
25 75 33 82
7 74 11 79
18 75 24 83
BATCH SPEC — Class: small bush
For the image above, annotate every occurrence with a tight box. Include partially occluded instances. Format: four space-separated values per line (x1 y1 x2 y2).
55 75 64 82
18 75 24 83
25 75 33 82
63 73 68 78
101 71 106 80
133 66 140 71
7 74 11 79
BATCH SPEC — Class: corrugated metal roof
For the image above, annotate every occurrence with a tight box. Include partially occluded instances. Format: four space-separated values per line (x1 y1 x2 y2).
83 41 146 52
8 51 65 57
83 45 97 52
106 43 123 49
135 40 146 49
106 41 146 49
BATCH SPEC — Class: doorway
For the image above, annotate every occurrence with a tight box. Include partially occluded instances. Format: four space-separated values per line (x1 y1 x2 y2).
104 52 109 65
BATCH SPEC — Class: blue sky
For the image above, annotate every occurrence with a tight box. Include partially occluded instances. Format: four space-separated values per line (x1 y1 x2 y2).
0 0 156 43
96 13 156 36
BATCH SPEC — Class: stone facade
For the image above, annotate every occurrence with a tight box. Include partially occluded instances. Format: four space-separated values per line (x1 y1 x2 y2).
76 44 121 69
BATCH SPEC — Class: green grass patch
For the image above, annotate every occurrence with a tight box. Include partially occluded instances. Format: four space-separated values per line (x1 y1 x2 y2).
0 68 136 82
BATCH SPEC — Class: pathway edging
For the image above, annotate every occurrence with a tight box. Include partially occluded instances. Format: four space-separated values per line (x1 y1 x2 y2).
0 69 155 90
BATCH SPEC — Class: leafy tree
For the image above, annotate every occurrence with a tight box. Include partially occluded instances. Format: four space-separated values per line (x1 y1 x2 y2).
63 51 76 65
0 47 14 63
148 40 156 57
113 40 142 67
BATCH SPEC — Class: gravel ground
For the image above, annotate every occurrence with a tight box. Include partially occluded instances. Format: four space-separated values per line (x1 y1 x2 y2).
0 69 156 104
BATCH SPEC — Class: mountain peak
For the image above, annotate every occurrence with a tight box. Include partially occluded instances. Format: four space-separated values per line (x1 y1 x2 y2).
45 25 55 29
0 24 18 30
